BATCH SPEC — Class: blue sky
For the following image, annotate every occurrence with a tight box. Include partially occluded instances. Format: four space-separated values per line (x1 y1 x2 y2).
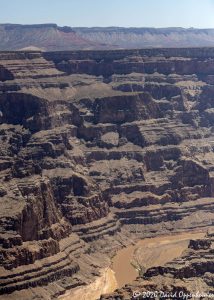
1 0 214 28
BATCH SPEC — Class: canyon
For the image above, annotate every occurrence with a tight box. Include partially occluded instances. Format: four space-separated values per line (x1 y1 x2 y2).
0 48 214 299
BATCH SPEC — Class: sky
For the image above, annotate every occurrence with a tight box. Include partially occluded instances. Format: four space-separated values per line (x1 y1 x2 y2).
1 0 214 28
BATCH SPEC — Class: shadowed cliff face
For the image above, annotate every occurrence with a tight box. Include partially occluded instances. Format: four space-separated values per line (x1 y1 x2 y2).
0 65 14 81
0 93 45 126
0 49 214 299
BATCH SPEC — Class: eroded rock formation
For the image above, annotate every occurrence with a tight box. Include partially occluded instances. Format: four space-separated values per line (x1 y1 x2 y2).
0 48 214 299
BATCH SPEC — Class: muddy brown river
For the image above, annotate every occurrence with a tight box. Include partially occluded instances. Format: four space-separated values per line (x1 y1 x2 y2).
111 231 205 288
59 231 205 300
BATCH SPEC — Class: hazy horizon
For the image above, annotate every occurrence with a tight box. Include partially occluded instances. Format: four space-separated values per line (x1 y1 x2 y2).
1 0 214 29
1 23 214 30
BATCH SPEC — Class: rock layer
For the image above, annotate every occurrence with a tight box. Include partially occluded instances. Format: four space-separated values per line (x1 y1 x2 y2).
1 48 214 299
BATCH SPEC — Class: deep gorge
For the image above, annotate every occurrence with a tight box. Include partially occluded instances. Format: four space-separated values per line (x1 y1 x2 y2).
0 48 214 300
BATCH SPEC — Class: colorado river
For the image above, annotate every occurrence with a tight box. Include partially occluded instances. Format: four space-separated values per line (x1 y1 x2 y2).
59 231 205 300
111 231 205 288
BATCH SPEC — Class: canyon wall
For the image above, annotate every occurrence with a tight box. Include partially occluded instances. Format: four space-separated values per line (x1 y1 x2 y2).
0 48 214 299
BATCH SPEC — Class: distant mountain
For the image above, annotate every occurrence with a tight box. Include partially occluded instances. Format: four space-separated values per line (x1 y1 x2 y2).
0 24 105 51
75 27 214 48
1 24 214 50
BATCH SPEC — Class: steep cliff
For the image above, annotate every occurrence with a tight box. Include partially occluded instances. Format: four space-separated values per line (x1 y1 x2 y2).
0 48 214 299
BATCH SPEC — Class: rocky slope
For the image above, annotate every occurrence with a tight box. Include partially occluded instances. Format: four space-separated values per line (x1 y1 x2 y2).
0 48 214 299
2 24 214 50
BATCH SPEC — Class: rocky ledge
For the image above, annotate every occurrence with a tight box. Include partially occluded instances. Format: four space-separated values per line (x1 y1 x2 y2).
0 48 214 299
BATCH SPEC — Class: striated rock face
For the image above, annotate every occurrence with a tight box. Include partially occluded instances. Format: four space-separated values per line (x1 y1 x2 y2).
1 48 214 299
